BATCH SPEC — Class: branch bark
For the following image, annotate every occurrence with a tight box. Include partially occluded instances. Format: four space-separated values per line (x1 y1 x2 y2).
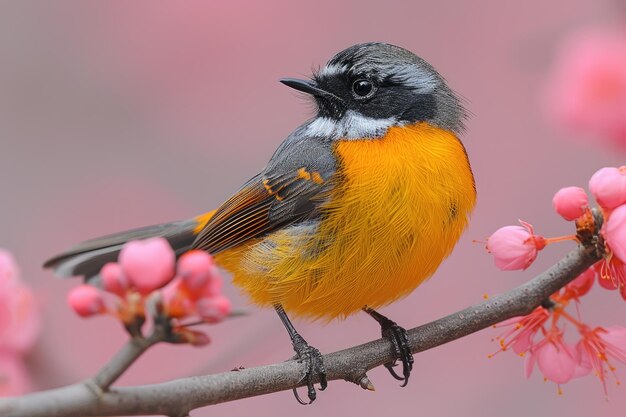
0 243 602 417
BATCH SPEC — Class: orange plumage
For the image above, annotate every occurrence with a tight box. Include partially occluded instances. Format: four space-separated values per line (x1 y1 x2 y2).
214 122 476 320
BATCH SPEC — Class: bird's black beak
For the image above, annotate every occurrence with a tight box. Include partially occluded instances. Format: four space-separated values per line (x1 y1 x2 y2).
280 78 344 103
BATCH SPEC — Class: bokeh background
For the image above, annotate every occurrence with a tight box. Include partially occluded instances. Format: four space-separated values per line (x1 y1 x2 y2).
1 0 626 416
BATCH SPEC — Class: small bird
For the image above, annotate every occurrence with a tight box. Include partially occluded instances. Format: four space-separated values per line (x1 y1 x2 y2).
45 42 476 403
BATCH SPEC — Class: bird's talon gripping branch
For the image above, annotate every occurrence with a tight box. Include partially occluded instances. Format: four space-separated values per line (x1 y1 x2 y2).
365 307 414 386
290 333 327 404
274 305 327 404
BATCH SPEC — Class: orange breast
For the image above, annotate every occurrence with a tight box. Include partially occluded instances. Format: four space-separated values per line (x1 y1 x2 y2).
215 122 476 321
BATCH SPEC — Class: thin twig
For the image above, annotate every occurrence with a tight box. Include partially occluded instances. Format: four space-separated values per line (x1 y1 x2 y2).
0 243 602 417
91 334 163 391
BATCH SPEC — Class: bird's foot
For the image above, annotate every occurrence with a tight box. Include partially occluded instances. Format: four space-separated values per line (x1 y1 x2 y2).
290 334 327 405
380 319 414 386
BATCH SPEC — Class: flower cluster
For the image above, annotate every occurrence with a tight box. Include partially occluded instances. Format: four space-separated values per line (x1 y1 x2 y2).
484 166 626 394
0 250 40 396
67 238 231 346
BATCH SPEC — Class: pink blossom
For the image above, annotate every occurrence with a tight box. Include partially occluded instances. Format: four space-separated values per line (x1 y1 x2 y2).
492 306 550 355
596 255 626 299
0 250 20 285
577 326 626 393
544 28 626 148
485 221 546 270
196 295 231 323
605 204 626 263
0 250 40 354
589 166 626 210
0 352 31 397
552 186 589 221
69 240 230 346
534 331 579 384
67 285 106 317
119 237 176 295
177 250 215 296
100 262 128 296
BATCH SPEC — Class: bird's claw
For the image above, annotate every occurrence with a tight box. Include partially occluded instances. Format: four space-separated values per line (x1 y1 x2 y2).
290 334 327 404
381 321 414 387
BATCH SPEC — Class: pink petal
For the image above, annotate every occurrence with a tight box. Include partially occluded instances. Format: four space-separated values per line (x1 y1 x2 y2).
599 326 626 354
0 352 32 397
536 340 578 384
511 328 533 354
119 238 176 295
589 167 626 210
552 186 589 221
202 266 223 298
0 250 20 286
196 295 231 323
67 285 106 317
524 351 537 379
177 250 214 296
605 204 626 263
573 342 593 379
0 284 40 354
486 225 539 271
100 262 128 296
544 29 626 147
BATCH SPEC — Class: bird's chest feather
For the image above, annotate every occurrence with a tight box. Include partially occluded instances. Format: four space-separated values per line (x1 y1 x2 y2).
302 122 476 313
223 122 475 319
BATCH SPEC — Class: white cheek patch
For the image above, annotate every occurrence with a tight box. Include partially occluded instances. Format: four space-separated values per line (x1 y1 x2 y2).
305 112 400 140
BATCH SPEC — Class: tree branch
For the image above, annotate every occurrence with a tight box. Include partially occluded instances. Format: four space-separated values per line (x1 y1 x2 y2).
0 243 602 417
90 334 163 392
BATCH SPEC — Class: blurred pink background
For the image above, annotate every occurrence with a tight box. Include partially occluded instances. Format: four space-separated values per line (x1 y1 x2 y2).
1 0 626 415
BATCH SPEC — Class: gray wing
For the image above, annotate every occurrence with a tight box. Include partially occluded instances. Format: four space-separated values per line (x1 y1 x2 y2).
192 130 336 254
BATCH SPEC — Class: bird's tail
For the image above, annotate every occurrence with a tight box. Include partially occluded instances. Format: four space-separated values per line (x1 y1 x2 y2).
43 211 216 281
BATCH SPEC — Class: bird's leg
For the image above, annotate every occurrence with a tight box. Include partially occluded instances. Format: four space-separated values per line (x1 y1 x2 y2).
363 307 414 387
274 304 327 404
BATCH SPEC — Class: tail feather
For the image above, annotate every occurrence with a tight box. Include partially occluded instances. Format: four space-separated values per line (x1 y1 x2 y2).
44 218 201 280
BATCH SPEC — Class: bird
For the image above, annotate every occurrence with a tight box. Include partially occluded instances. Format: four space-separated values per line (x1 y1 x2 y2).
44 42 476 404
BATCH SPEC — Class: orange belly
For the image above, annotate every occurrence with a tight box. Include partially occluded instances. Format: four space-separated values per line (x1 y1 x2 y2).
215 122 476 320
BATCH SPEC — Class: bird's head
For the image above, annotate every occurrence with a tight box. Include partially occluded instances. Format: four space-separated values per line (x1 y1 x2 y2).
281 42 466 139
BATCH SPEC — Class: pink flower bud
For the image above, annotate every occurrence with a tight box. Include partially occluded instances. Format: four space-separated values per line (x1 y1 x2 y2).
605 204 626 263
67 285 106 317
100 262 128 296
552 186 588 221
119 238 176 295
196 295 231 323
486 221 545 271
177 250 214 295
202 266 223 298
589 166 626 210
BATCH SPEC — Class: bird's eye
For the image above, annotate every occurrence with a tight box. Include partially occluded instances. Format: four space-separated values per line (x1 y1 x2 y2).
352 79 374 98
